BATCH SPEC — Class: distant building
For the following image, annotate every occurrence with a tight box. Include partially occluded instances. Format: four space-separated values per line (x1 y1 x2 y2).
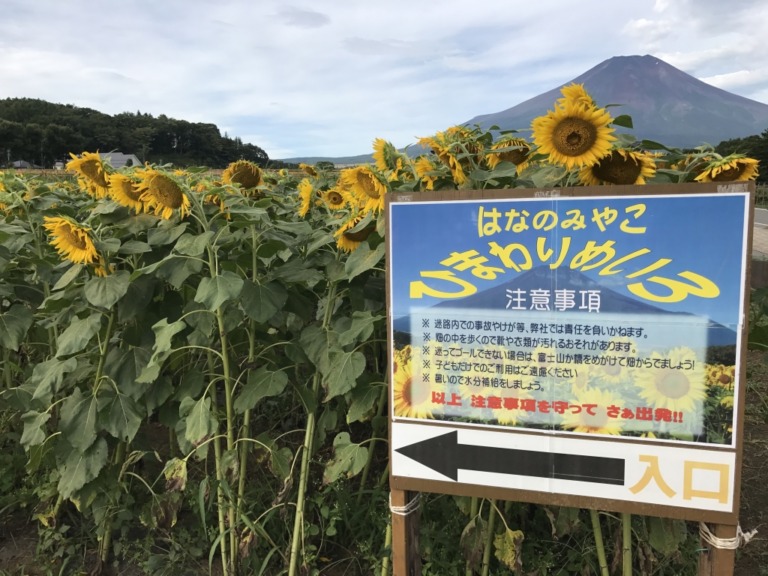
99 151 141 169
11 160 34 169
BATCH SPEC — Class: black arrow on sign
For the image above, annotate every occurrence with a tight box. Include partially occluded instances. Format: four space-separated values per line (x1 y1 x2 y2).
395 431 625 485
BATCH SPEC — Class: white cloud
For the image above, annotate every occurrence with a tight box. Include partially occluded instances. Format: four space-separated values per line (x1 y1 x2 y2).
1 0 768 158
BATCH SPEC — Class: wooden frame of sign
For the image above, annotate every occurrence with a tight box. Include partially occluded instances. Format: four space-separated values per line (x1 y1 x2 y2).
385 182 755 576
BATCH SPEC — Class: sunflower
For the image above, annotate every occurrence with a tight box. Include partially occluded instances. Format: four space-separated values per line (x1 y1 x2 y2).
66 152 110 198
334 214 375 253
337 166 388 213
92 256 115 277
321 188 348 210
578 149 657 185
634 347 707 413
392 346 438 418
531 99 616 170
418 126 483 187
707 364 735 391
560 387 624 435
694 154 759 183
557 83 595 108
42 216 99 265
136 169 191 220
299 163 317 177
222 160 263 193
413 156 441 190
297 178 314 217
372 137 409 180
485 137 532 173
107 173 144 212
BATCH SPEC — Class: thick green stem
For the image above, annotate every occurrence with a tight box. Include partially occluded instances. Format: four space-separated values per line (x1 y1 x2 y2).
215 308 238 573
380 519 392 576
94 310 116 390
236 323 257 531
590 509 610 576
288 373 321 576
622 512 632 576
466 497 479 576
481 499 497 576
98 440 126 564
288 280 338 576
357 351 386 503
208 351 230 576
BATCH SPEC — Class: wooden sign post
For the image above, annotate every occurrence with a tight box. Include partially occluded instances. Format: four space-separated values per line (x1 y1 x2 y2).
385 183 755 576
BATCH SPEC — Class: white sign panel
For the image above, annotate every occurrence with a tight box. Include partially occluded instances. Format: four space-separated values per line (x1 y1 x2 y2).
392 421 736 513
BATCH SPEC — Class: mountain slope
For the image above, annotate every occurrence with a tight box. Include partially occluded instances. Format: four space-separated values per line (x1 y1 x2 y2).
466 54 768 148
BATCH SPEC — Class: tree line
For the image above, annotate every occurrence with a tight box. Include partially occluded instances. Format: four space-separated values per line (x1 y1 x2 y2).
0 97 280 169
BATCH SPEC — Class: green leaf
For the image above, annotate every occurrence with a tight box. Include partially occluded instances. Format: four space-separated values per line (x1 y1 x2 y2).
20 410 51 449
272 259 325 286
173 369 205 402
299 324 338 375
136 318 186 383
240 280 287 323
344 241 385 281
52 263 84 291
611 114 634 129
234 368 288 413
291 380 317 415
0 304 34 350
57 437 108 499
147 222 188 246
336 311 383 346
118 240 152 255
30 357 78 404
269 446 292 480
98 386 143 443
163 458 188 491
194 271 244 311
322 432 368 484
181 396 215 445
56 313 102 357
174 231 214 256
118 274 156 323
647 517 687 554
83 270 130 308
347 378 381 423
155 257 203 289
105 347 151 399
493 528 525 571
59 388 99 451
324 350 366 400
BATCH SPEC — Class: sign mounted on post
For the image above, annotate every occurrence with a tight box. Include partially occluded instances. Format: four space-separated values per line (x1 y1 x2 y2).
387 182 753 524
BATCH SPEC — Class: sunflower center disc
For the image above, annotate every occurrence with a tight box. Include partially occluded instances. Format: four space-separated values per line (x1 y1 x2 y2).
328 191 343 206
656 371 691 400
712 166 743 182
553 117 598 157
152 177 183 208
499 150 529 165
81 161 109 187
343 223 375 242
357 173 380 199
593 153 642 185
407 377 431 405
62 227 87 250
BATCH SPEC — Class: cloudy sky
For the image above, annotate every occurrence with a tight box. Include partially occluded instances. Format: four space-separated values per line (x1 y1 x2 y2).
2 0 767 160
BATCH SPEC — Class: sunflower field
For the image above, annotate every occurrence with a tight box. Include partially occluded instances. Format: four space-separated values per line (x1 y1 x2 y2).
0 85 760 576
